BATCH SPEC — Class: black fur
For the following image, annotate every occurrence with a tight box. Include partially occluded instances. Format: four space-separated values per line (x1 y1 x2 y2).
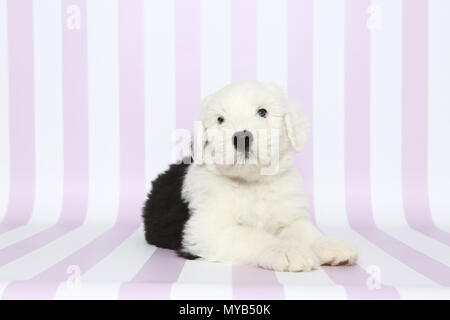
142 160 198 260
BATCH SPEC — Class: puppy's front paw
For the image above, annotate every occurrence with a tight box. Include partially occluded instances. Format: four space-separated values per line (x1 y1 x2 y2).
311 237 358 266
257 241 319 272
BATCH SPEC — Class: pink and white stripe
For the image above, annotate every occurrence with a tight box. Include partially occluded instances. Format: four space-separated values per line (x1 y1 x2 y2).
0 0 449 300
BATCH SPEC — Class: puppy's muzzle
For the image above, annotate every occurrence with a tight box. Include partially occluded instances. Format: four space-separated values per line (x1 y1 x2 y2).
232 130 253 154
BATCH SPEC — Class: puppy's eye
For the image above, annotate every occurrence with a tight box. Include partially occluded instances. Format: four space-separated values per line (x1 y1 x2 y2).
257 108 267 118
217 116 225 124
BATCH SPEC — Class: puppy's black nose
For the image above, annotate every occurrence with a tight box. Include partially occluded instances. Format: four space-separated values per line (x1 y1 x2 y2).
232 130 253 152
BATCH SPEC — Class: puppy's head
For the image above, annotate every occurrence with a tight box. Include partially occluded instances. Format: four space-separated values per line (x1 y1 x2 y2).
193 81 308 180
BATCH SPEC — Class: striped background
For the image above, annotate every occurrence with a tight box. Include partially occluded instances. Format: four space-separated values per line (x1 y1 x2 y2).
0 0 449 299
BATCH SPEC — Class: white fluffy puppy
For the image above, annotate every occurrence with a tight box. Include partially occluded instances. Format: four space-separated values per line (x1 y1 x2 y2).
143 81 358 272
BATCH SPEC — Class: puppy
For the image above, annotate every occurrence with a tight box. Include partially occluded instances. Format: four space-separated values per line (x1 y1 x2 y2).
143 81 358 272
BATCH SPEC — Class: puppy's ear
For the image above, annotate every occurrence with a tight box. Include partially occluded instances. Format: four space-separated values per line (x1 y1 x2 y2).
284 103 309 152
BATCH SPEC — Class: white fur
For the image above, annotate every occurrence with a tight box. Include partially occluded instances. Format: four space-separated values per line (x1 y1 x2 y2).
182 81 358 272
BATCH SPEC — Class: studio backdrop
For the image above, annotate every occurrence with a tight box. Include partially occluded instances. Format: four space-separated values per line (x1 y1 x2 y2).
0 0 449 299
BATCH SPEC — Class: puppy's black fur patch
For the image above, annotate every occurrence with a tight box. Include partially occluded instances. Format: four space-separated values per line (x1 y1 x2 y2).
142 160 198 260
